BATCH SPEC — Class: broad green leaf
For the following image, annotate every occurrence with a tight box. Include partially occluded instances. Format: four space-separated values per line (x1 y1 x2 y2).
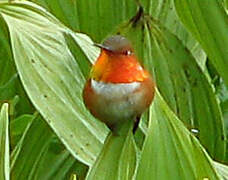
206 60 228 161
126 0 207 71
31 0 137 42
64 31 99 65
120 16 226 160
63 32 91 78
0 13 14 86
0 16 34 117
10 114 51 180
0 13 34 117
86 121 137 180
0 1 108 166
11 115 88 180
0 103 9 180
10 114 33 149
174 0 228 86
214 161 228 180
136 91 221 180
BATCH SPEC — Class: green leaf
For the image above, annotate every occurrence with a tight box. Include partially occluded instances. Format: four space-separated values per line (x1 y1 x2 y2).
0 103 10 180
86 121 137 180
136 91 221 180
0 13 14 86
11 114 88 180
63 32 91 78
0 1 108 166
10 114 34 149
0 73 34 117
0 13 34 117
174 0 228 86
120 15 226 161
11 114 51 179
214 161 228 180
132 0 207 72
31 0 137 42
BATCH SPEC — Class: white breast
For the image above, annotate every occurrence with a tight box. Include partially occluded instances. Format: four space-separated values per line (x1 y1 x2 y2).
91 79 141 98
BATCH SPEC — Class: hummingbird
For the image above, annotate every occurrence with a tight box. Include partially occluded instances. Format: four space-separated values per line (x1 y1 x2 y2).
83 35 155 133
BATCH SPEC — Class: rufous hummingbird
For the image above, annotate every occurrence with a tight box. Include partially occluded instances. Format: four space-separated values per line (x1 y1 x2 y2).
83 35 155 133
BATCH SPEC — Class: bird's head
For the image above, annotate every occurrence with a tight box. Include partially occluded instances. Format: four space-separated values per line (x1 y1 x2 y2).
91 35 149 83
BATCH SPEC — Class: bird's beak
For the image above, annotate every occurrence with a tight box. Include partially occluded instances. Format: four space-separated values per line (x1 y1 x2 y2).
94 43 111 51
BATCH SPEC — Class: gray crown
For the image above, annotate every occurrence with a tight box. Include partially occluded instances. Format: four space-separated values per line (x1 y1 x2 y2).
101 35 132 53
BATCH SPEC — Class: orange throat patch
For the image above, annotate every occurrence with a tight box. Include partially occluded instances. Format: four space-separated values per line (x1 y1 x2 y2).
91 50 149 83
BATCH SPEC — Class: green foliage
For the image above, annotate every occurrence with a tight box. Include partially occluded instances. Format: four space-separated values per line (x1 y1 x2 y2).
120 14 226 161
86 121 137 180
0 103 10 180
11 114 88 180
0 0 227 179
136 92 220 179
31 0 137 42
0 1 108 166
174 0 228 86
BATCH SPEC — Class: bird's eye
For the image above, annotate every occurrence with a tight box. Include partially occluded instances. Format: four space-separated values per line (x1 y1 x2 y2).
123 50 131 55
